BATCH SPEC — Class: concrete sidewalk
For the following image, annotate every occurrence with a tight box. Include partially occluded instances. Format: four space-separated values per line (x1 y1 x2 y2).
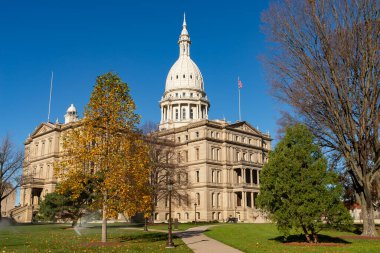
178 225 243 253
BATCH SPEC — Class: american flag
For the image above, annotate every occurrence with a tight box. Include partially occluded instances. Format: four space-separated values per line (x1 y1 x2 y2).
238 79 243 89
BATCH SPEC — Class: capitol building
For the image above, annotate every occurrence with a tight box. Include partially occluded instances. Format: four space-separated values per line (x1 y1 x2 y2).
11 16 271 223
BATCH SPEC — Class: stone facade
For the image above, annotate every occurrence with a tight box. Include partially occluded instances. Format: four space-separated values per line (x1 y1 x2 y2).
153 119 270 222
11 107 78 223
1 186 16 218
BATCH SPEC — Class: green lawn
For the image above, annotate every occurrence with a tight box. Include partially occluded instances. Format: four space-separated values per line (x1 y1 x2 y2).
0 223 192 253
205 223 380 253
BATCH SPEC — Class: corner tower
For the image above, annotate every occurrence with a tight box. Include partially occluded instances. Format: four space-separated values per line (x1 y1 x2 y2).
159 14 210 130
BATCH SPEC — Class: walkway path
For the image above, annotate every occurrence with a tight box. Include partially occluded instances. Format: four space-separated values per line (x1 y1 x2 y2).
178 225 243 253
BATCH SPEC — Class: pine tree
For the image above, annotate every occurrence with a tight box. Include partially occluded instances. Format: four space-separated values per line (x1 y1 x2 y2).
257 124 352 243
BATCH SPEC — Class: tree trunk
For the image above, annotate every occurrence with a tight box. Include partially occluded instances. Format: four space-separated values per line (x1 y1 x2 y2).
71 218 78 227
301 225 311 243
359 187 378 236
102 194 107 243
144 217 148 232
310 227 318 243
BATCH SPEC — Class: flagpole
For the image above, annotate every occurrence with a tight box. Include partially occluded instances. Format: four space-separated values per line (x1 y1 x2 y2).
238 76 241 121
47 71 53 123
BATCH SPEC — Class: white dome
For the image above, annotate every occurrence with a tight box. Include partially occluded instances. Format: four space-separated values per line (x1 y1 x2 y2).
165 56 204 92
67 104 76 113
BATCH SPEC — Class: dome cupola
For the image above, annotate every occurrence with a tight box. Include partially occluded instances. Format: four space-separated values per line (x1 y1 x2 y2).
64 104 79 124
159 14 210 130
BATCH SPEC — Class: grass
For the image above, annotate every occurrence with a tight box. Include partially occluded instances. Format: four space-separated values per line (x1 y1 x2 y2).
0 223 192 253
205 223 380 253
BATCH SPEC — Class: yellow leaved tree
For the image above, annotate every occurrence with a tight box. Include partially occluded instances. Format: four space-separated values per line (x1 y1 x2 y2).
55 72 151 242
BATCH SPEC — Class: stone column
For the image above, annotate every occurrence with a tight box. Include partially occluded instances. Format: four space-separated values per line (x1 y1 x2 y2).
258 170 260 185
250 169 253 185
242 168 246 183
251 191 254 208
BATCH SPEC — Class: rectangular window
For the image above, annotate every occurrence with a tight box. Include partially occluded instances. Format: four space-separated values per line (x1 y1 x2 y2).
253 170 258 184
196 171 200 182
175 109 179 120
41 142 45 156
195 148 199 160
48 139 52 154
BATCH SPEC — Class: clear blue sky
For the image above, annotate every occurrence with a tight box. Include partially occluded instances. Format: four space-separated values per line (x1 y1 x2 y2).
0 0 283 149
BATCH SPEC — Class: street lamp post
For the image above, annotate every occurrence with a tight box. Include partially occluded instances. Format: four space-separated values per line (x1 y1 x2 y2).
166 181 174 248
194 203 197 224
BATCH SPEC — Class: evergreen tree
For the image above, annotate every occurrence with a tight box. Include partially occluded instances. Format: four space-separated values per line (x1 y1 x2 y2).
257 124 352 243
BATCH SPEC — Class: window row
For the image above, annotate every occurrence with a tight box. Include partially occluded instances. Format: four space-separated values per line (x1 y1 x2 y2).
31 138 54 158
176 131 200 142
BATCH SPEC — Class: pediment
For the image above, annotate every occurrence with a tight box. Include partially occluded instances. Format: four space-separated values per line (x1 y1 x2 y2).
228 121 262 135
31 123 55 137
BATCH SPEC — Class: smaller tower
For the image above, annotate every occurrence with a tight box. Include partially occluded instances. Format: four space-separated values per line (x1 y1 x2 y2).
64 104 79 124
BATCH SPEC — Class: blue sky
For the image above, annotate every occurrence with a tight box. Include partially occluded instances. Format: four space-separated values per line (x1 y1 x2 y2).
0 0 283 149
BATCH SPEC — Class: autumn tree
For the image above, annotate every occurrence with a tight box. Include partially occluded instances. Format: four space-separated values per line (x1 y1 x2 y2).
55 72 151 242
257 124 352 243
261 0 379 236
0 135 23 220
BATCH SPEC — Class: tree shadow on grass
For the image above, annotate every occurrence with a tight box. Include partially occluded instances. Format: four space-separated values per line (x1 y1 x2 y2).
119 232 180 243
270 234 351 244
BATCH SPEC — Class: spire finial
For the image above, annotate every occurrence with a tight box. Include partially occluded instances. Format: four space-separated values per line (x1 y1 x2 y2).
183 12 186 27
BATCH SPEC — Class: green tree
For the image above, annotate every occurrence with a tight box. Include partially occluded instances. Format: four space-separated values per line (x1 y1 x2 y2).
55 72 151 242
257 124 352 243
38 186 90 227
261 0 379 236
